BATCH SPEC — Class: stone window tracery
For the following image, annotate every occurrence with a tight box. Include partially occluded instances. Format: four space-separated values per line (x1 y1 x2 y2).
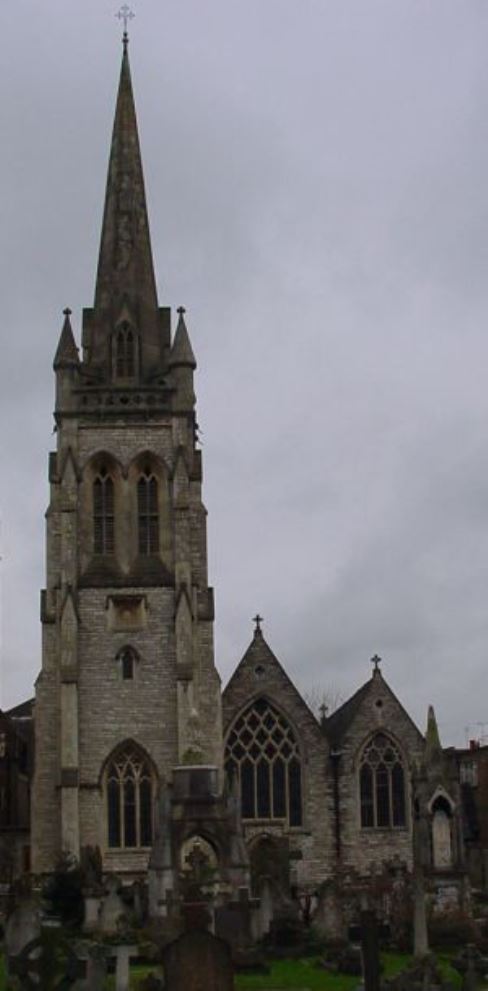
137 469 159 554
359 733 406 828
93 467 115 555
105 745 154 849
224 699 302 826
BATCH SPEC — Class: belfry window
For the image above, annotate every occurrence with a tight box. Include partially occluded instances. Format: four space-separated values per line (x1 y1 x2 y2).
106 745 154 849
93 468 114 555
137 469 159 554
360 733 406 828
114 323 136 379
224 698 302 826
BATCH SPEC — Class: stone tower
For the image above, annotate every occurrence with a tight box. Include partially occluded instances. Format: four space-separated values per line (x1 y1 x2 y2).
32 37 222 876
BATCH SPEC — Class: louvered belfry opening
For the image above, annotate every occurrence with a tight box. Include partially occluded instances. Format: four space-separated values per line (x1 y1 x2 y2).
93 468 115 555
137 469 159 554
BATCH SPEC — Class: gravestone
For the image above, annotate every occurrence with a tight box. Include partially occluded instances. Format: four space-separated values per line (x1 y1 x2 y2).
74 943 107 990
8 933 87 990
361 910 381 991
113 943 138 991
99 875 126 934
5 892 41 964
163 928 234 990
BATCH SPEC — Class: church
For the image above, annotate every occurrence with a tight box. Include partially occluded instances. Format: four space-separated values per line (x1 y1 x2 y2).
1 33 485 934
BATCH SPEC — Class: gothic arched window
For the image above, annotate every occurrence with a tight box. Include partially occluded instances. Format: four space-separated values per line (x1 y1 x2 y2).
224 699 302 826
105 745 154 849
93 468 114 555
114 322 136 379
137 469 159 554
359 733 406 828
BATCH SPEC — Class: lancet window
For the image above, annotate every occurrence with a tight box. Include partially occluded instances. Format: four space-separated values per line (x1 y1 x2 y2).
359 733 406 828
93 468 115 555
137 469 159 554
114 322 136 379
224 699 302 826
117 646 138 681
106 745 154 849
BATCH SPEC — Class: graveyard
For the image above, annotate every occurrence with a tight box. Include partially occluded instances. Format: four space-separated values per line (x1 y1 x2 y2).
0 860 483 991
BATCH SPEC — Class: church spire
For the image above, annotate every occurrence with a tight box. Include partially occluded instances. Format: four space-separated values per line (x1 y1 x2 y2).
94 38 158 320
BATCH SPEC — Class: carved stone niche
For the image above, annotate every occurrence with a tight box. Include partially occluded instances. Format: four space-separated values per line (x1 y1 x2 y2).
105 594 148 632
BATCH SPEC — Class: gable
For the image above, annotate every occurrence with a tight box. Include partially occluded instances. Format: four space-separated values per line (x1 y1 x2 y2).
222 632 324 753
327 671 424 768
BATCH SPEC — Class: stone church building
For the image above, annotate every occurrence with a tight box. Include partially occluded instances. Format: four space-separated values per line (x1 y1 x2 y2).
2 36 482 930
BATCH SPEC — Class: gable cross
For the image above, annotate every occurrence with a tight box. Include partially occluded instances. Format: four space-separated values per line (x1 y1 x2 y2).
253 614 263 633
370 654 382 672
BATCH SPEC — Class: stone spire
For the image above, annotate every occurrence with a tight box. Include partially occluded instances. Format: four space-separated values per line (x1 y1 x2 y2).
94 38 158 321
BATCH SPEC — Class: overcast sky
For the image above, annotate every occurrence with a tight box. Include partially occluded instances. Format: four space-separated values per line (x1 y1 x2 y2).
1 1 488 746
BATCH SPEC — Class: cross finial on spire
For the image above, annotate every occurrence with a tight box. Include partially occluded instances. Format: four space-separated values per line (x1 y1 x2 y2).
371 654 382 673
177 306 186 316
63 307 72 317
116 4 135 48
253 614 263 634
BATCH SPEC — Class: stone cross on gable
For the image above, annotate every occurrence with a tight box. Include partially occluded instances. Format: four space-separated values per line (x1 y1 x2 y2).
371 654 382 672
253 614 263 633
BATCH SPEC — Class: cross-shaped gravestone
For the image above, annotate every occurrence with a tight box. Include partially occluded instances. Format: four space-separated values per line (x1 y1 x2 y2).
9 934 86 990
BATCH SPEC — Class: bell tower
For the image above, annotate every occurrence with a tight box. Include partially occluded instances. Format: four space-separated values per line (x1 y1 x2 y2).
32 36 222 875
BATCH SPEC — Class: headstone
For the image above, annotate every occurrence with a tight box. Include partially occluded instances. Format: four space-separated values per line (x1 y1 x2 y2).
5 894 41 965
74 943 107 990
360 910 380 991
83 894 101 931
413 872 429 959
8 932 87 990
256 877 273 938
163 928 234 991
114 944 137 991
99 875 126 934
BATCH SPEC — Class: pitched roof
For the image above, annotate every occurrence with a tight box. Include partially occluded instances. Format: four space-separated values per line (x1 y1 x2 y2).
325 679 372 747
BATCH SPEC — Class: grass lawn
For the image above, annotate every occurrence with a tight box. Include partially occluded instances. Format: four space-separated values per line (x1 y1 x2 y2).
0 950 463 990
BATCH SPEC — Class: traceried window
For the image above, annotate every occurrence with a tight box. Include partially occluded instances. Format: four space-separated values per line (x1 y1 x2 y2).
225 699 302 827
360 733 406 829
106 745 154 849
93 468 114 555
114 322 136 379
137 469 159 554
